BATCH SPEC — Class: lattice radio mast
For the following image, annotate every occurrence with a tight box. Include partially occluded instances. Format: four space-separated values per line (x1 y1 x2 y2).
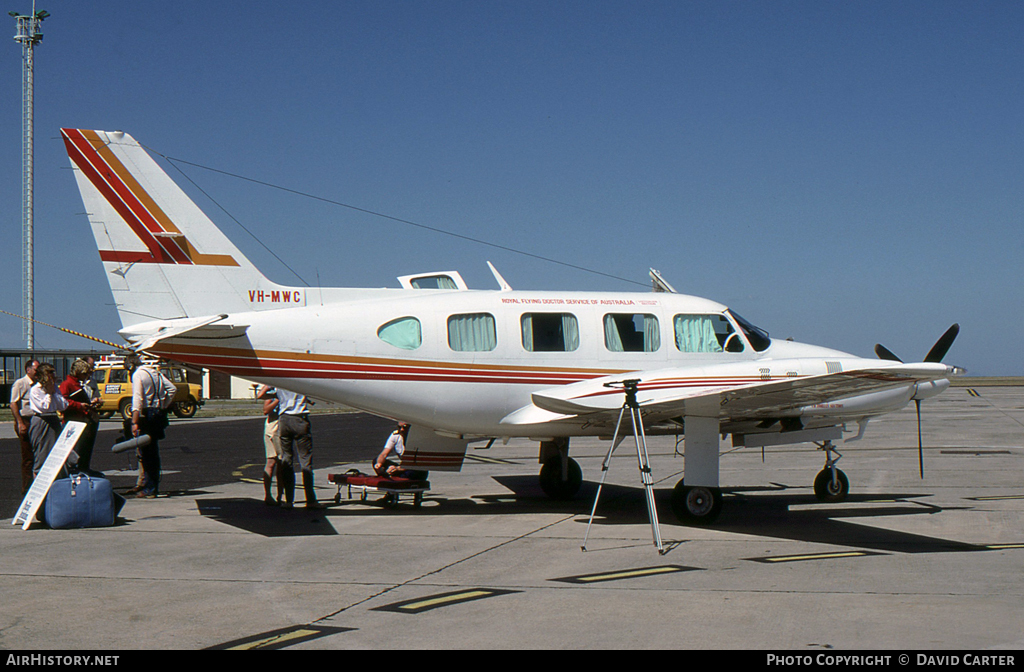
11 4 48 349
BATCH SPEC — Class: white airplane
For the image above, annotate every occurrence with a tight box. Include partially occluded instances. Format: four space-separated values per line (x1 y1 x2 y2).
62 128 963 524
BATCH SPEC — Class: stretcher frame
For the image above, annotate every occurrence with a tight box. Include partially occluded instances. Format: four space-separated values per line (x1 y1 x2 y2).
328 473 429 508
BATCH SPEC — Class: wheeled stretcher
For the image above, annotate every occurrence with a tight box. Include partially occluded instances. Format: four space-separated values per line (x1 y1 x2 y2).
327 471 430 507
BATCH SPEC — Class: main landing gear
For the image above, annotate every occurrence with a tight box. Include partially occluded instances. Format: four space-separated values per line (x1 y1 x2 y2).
538 439 583 500
670 481 723 525
813 440 849 502
535 436 850 525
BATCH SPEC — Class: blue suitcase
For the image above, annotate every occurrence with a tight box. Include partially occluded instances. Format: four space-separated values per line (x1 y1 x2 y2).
44 474 123 529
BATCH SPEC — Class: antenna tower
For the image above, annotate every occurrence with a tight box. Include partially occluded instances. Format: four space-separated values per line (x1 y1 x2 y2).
11 4 48 349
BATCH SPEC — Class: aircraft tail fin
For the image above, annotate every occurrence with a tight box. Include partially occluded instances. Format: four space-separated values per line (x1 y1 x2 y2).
62 129 306 328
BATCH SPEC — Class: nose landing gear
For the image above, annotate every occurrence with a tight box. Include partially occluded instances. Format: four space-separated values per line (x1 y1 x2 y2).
813 440 849 502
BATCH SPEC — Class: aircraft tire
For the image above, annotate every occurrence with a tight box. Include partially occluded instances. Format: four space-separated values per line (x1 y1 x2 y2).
539 456 582 500
813 468 849 502
670 481 723 525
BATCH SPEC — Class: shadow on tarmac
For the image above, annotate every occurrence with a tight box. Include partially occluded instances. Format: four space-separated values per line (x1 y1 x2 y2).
197 498 339 536
192 473 984 556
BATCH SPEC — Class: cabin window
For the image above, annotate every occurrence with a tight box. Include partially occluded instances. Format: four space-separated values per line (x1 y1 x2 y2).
674 314 733 353
522 313 580 352
411 275 459 290
378 316 422 350
448 313 497 351
604 313 660 352
108 369 129 384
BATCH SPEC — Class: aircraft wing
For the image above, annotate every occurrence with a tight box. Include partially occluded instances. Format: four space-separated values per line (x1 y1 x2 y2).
121 314 249 351
502 361 956 427
706 364 949 419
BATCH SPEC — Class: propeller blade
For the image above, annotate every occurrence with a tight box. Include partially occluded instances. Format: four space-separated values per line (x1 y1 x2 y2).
915 399 924 479
924 323 960 363
874 344 903 362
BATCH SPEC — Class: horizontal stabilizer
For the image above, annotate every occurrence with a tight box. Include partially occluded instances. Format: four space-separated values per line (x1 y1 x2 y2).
121 314 249 351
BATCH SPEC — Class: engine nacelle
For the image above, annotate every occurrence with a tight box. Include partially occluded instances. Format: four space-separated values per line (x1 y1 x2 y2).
912 378 950 401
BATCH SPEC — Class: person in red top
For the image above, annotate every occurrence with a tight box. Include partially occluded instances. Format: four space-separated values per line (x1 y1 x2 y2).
59 359 102 474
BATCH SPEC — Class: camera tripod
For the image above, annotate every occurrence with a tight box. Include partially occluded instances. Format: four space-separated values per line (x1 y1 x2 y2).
582 379 665 554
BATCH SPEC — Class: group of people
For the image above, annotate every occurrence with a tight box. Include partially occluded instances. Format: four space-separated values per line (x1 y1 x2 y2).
255 385 325 509
256 384 419 509
8 354 175 499
9 355 419 507
10 357 100 494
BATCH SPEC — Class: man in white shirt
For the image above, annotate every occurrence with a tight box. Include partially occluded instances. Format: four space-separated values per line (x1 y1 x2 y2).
9 358 39 494
126 355 176 498
275 388 322 509
374 422 410 476
374 422 427 482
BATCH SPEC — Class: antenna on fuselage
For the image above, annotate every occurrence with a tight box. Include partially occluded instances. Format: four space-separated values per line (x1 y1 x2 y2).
487 261 513 291
649 268 677 293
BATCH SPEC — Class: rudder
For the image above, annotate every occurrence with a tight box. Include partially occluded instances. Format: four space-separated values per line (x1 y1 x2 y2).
62 129 305 328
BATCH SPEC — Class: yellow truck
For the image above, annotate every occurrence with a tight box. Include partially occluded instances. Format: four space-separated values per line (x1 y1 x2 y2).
92 357 204 420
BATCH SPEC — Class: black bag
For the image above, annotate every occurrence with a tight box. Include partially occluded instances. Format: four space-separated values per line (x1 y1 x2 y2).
123 408 168 442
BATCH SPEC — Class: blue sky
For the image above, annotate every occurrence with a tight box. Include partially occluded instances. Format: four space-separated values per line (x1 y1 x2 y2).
1 1 1021 375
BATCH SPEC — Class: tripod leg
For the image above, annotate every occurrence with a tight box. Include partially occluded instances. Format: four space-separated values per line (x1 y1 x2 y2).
582 404 628 551
632 407 664 553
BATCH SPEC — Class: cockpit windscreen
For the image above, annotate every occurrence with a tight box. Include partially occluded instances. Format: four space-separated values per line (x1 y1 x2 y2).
727 310 771 352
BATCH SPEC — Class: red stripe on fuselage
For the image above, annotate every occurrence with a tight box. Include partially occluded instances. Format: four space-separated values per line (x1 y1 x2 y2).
150 350 766 392
149 345 609 386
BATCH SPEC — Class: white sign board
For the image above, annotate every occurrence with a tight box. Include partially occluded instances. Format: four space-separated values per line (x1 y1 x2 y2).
13 421 87 530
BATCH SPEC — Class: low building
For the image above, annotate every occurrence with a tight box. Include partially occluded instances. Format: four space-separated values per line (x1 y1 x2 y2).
1 349 259 404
